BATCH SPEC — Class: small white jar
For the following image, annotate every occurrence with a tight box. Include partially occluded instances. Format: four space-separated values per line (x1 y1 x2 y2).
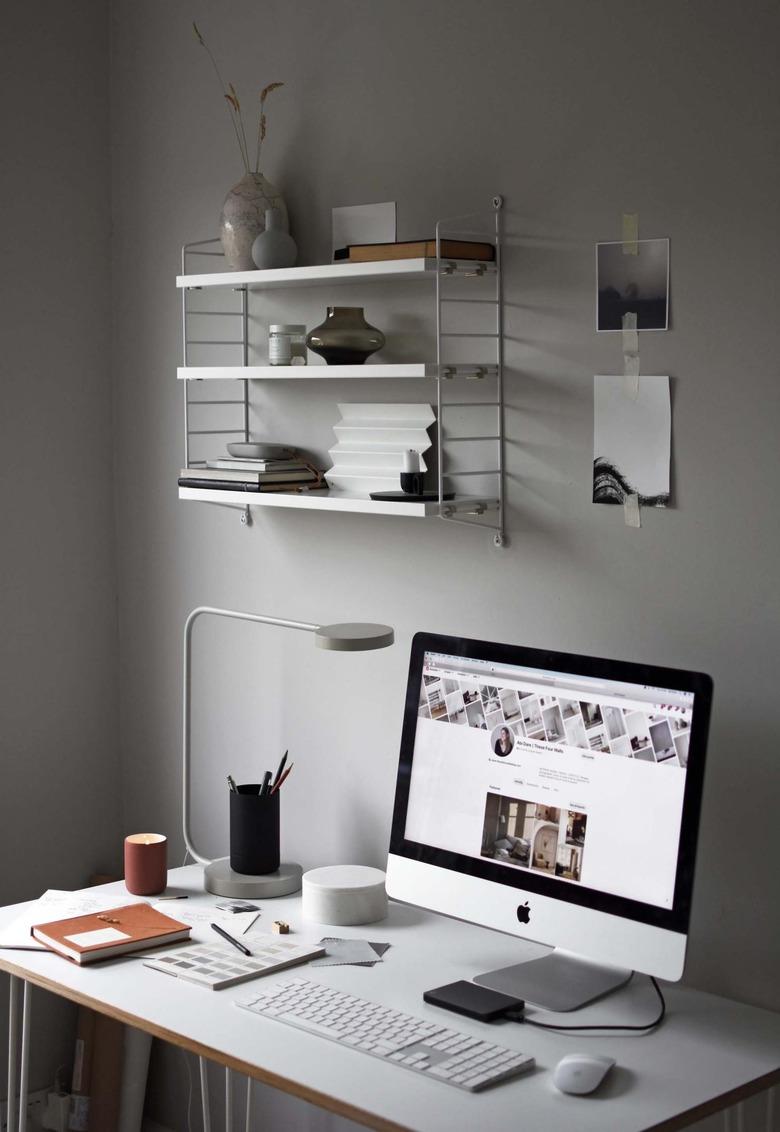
269 324 307 366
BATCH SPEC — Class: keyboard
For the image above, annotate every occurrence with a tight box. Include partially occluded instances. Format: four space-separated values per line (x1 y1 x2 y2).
236 977 535 1092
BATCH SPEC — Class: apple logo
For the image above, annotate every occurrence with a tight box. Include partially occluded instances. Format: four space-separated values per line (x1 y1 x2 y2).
516 901 531 924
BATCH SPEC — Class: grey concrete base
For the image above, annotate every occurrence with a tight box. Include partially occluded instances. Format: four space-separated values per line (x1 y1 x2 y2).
203 858 303 898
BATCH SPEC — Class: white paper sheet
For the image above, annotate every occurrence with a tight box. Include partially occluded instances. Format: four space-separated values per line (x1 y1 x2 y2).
0 890 146 951
593 375 671 507
331 201 396 259
65 927 129 947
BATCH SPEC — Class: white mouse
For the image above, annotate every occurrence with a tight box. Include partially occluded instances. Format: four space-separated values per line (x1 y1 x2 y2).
552 1052 616 1095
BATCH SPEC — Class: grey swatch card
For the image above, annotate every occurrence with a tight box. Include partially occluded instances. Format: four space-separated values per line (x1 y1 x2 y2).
310 938 390 967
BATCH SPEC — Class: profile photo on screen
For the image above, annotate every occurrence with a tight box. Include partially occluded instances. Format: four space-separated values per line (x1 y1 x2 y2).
491 725 514 758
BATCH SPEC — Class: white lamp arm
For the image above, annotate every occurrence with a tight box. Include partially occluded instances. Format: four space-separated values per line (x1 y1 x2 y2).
182 606 318 865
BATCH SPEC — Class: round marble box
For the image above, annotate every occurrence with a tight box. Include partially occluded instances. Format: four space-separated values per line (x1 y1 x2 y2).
302 865 387 926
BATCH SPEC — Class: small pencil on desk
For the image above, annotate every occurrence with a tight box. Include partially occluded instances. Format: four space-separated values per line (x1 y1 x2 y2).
211 923 251 957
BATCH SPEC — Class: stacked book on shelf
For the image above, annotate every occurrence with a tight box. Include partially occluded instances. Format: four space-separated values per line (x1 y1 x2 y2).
179 457 326 494
333 238 495 264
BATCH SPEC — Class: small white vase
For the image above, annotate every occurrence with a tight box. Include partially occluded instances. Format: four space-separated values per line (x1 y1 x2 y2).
252 208 297 269
219 173 288 271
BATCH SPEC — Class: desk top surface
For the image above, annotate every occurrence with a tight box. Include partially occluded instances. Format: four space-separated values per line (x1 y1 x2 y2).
0 866 778 1132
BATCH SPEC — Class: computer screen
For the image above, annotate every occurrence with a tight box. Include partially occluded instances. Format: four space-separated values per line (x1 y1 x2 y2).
387 633 712 1003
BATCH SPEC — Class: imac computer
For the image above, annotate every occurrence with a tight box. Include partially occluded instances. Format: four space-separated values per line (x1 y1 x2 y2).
387 632 712 1011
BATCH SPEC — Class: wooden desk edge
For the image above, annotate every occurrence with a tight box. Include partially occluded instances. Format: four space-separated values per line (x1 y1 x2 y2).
2 956 778 1132
0 957 408 1132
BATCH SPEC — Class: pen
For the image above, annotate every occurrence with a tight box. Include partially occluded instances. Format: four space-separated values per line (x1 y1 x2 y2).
259 770 272 796
271 749 288 790
270 762 294 794
158 895 189 900
227 775 238 793
211 922 251 956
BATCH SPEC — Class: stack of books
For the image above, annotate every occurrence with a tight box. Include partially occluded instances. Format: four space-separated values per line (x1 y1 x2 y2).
179 457 325 494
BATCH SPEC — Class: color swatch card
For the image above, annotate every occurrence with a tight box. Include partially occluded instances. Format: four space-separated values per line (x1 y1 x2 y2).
143 932 325 990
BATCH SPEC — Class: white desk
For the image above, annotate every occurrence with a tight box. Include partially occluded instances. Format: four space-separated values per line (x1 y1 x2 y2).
1 866 778 1132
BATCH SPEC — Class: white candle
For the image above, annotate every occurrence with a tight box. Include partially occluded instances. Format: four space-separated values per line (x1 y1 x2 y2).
402 449 420 473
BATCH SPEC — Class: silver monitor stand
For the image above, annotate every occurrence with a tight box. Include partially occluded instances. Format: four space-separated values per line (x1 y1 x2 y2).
475 949 632 1012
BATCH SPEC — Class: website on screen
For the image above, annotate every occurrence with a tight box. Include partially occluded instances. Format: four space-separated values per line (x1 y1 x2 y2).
404 652 695 908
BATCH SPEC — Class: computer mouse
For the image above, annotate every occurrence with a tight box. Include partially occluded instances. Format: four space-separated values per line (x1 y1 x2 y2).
552 1052 616 1095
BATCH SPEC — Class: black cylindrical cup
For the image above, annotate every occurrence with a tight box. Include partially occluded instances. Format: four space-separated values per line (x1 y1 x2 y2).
400 471 424 495
230 785 280 875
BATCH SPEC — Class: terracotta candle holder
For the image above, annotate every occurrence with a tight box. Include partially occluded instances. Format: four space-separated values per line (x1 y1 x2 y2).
124 833 168 896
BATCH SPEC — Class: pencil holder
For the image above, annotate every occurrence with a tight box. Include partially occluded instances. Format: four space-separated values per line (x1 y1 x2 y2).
230 786 280 876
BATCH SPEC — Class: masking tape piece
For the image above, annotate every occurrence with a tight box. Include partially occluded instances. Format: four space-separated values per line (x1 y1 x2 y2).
623 357 640 398
624 493 641 528
622 311 639 396
621 310 638 354
622 212 639 255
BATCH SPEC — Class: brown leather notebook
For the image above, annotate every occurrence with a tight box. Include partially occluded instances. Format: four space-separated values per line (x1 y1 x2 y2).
32 902 191 964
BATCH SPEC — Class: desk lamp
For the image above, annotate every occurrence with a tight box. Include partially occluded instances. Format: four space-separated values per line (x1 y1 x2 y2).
183 605 394 897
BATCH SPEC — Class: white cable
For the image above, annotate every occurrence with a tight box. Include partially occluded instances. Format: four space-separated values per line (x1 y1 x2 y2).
245 1077 252 1132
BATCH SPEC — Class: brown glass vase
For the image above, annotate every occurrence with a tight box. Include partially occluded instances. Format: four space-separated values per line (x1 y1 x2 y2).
306 307 385 365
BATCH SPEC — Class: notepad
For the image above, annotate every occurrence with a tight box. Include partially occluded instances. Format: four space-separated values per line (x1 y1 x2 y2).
143 932 325 990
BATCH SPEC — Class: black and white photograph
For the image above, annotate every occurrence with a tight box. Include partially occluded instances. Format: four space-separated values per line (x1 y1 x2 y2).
580 701 603 728
542 704 564 743
484 707 504 734
465 699 487 729
565 811 587 846
650 719 675 761
596 238 669 331
564 716 588 749
603 705 626 741
499 687 521 722
556 844 583 882
446 689 467 725
593 374 671 507
521 696 542 730
609 734 632 757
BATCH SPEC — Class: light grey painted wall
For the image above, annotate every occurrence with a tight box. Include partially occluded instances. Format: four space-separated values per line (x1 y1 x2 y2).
109 1 779 1127
0 0 121 1092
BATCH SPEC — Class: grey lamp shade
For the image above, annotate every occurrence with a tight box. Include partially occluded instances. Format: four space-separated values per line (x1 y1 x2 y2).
314 623 394 651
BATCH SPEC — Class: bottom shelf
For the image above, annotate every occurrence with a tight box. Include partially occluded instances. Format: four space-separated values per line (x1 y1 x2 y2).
178 486 497 519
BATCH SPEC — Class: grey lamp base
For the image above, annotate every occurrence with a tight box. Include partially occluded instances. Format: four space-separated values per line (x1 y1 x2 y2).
204 858 302 899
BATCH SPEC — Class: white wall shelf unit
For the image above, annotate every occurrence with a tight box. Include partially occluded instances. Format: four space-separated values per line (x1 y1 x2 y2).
177 198 506 545
177 364 498 381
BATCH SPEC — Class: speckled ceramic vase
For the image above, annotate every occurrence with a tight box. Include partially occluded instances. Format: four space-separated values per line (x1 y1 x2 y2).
219 173 288 271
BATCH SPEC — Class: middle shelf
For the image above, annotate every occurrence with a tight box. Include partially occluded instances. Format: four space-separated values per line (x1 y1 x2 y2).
178 364 497 381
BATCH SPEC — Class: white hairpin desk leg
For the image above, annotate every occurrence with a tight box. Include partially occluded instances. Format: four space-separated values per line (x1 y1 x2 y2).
199 1057 211 1132
244 1077 252 1132
7 976 19 1132
225 1067 232 1130
18 982 31 1132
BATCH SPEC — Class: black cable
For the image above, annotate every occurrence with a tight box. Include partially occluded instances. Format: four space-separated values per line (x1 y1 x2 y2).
506 975 666 1033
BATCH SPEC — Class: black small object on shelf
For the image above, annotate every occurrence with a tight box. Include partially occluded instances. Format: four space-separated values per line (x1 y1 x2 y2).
369 490 455 502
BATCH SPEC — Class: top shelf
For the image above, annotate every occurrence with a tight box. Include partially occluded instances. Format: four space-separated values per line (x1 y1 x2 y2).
176 258 496 291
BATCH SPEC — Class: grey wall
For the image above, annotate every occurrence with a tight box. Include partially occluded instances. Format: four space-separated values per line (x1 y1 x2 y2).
107 1 780 1128
0 0 121 1091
